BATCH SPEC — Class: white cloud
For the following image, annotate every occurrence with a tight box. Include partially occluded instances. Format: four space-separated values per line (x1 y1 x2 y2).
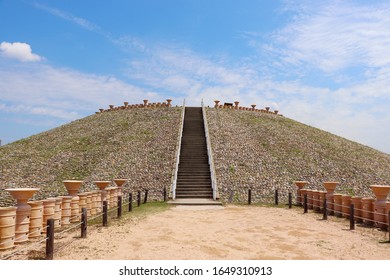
0 42 42 62
34 3 112 40
265 1 390 74
0 61 164 121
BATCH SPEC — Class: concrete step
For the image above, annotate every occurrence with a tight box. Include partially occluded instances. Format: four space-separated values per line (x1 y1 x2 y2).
167 199 222 206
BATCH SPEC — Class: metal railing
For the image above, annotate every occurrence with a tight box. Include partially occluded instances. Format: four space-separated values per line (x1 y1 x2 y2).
170 99 185 200
201 100 218 200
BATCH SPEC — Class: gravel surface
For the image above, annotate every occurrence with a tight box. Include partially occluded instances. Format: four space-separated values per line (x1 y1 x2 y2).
206 108 390 203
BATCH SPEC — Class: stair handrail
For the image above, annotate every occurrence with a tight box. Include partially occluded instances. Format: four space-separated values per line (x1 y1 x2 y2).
171 99 186 200
201 100 219 200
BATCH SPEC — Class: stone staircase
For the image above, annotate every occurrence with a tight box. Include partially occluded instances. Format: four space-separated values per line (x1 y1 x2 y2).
175 107 214 199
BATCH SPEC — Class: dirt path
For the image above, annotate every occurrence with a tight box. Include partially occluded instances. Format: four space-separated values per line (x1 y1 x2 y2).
52 205 390 260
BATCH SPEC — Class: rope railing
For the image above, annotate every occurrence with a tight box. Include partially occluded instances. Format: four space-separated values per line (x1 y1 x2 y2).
170 99 185 200
2 185 389 259
202 99 218 200
0 188 153 260
0 236 48 260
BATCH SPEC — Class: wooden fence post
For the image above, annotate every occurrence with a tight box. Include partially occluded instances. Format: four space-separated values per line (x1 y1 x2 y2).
129 193 133 212
45 218 55 260
388 210 390 243
288 192 292 209
350 204 355 230
303 194 308 214
117 196 122 218
248 189 252 205
144 190 148 204
81 207 87 238
163 187 167 202
323 198 328 220
137 191 141 207
275 189 279 205
103 200 108 227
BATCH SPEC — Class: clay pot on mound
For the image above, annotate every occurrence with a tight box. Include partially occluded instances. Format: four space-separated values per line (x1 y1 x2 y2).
294 181 308 206
333 194 343 217
341 195 352 218
319 191 327 211
0 206 17 250
58 196 72 225
63 180 83 196
113 179 128 197
42 199 55 234
5 188 39 244
370 185 390 229
85 192 93 217
78 193 88 215
47 197 62 228
323 182 339 215
300 189 308 205
90 191 99 216
312 191 321 212
94 181 111 211
27 201 43 238
361 197 375 226
63 181 83 223
306 190 314 210
351 196 363 223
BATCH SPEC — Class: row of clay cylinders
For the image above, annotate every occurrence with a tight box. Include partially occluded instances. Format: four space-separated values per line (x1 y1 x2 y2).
94 179 126 209
295 181 390 229
143 99 172 108
214 100 277 114
330 184 390 228
300 189 327 212
0 188 40 250
78 191 102 217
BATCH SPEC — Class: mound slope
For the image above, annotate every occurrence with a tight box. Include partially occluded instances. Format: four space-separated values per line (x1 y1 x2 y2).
206 108 390 202
0 108 181 206
1 105 389 206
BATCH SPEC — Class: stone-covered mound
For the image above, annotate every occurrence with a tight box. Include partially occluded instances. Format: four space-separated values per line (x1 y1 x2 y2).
0 107 182 206
206 108 390 202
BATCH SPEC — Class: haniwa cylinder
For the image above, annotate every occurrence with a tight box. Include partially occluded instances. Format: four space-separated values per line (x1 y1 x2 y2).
85 192 93 216
294 181 309 206
0 206 17 250
42 199 55 234
78 193 88 214
306 190 313 210
370 185 390 229
319 191 327 211
341 195 352 218
27 201 43 238
59 196 72 225
361 198 375 226
91 191 99 216
312 191 320 212
351 196 363 223
47 197 62 228
70 196 80 223
105 187 113 209
333 194 343 217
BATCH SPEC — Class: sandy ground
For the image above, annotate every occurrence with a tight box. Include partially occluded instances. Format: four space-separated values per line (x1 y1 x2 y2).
46 205 390 260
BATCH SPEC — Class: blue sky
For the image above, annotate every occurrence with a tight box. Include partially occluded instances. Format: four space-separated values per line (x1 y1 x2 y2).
0 0 390 154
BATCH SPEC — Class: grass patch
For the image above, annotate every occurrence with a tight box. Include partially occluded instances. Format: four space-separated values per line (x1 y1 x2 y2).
87 201 171 227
